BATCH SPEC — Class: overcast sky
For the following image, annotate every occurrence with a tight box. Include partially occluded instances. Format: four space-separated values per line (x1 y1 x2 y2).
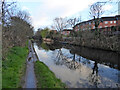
9 0 119 31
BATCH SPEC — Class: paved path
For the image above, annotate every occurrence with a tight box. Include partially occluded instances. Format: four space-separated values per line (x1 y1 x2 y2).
23 40 37 88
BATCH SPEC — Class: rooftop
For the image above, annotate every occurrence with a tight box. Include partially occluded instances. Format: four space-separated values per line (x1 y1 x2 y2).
74 15 120 28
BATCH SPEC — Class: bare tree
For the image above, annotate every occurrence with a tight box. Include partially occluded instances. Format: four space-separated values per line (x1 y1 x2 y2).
89 2 104 31
17 10 31 24
2 0 34 58
67 16 82 37
52 17 68 34
67 16 82 28
1 0 16 26
89 2 104 19
0 1 2 25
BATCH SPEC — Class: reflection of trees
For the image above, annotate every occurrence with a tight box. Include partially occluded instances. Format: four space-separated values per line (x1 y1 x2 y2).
47 43 62 51
40 42 49 51
88 61 100 88
34 40 42 50
63 44 120 70
34 40 62 51
34 40 51 51
55 49 81 70
92 61 98 75
118 71 120 84
55 49 63 65
73 53 75 61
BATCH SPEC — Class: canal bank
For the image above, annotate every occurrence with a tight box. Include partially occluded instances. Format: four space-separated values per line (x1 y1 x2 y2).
2 46 28 88
28 40 66 88
61 31 120 52
34 61 66 88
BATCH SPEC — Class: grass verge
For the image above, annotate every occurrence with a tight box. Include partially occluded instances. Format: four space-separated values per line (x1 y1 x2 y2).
2 46 28 88
34 61 66 88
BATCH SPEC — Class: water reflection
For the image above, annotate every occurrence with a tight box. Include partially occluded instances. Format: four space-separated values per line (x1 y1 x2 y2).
55 49 81 70
63 44 120 70
34 41 120 88
88 61 100 88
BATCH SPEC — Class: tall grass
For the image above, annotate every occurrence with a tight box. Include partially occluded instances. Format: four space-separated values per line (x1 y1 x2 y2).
2 46 28 88
34 61 66 88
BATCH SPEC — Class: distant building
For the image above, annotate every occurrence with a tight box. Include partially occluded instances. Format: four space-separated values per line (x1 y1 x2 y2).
49 30 57 33
73 15 120 32
61 29 73 35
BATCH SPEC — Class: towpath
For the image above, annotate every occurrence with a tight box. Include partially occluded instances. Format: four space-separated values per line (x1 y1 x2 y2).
23 40 37 88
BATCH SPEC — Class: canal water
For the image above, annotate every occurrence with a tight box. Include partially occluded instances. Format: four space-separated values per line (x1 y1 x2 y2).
34 41 120 88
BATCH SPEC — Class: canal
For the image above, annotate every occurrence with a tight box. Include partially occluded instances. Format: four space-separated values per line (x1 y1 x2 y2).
34 41 120 88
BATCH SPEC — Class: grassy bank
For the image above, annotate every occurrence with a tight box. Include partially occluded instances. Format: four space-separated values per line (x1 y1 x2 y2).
34 61 66 88
2 46 28 88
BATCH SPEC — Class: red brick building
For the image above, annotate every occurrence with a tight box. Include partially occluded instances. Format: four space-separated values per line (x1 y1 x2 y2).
73 15 120 32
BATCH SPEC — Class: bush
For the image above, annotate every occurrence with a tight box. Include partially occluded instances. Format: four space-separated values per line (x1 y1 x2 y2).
63 30 120 51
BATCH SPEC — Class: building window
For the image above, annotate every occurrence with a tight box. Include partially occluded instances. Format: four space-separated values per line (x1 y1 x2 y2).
105 21 108 24
114 21 116 23
105 26 108 28
110 21 112 24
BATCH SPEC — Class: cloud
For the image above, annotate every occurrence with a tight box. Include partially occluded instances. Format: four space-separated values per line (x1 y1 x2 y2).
101 3 117 17
40 0 98 17
29 0 99 29
15 0 42 2
18 0 117 30
22 6 29 10
103 4 113 11
32 16 50 28
9 0 118 30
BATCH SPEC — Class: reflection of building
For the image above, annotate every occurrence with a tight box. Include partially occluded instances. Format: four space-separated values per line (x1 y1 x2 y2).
73 15 120 32
61 29 73 36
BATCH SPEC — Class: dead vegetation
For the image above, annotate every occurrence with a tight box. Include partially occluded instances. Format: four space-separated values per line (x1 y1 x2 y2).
2 0 33 58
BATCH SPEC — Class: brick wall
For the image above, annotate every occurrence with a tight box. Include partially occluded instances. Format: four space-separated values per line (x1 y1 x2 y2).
73 15 120 32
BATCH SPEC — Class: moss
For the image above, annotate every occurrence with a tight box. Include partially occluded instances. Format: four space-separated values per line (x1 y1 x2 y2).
2 46 28 88
34 61 66 88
